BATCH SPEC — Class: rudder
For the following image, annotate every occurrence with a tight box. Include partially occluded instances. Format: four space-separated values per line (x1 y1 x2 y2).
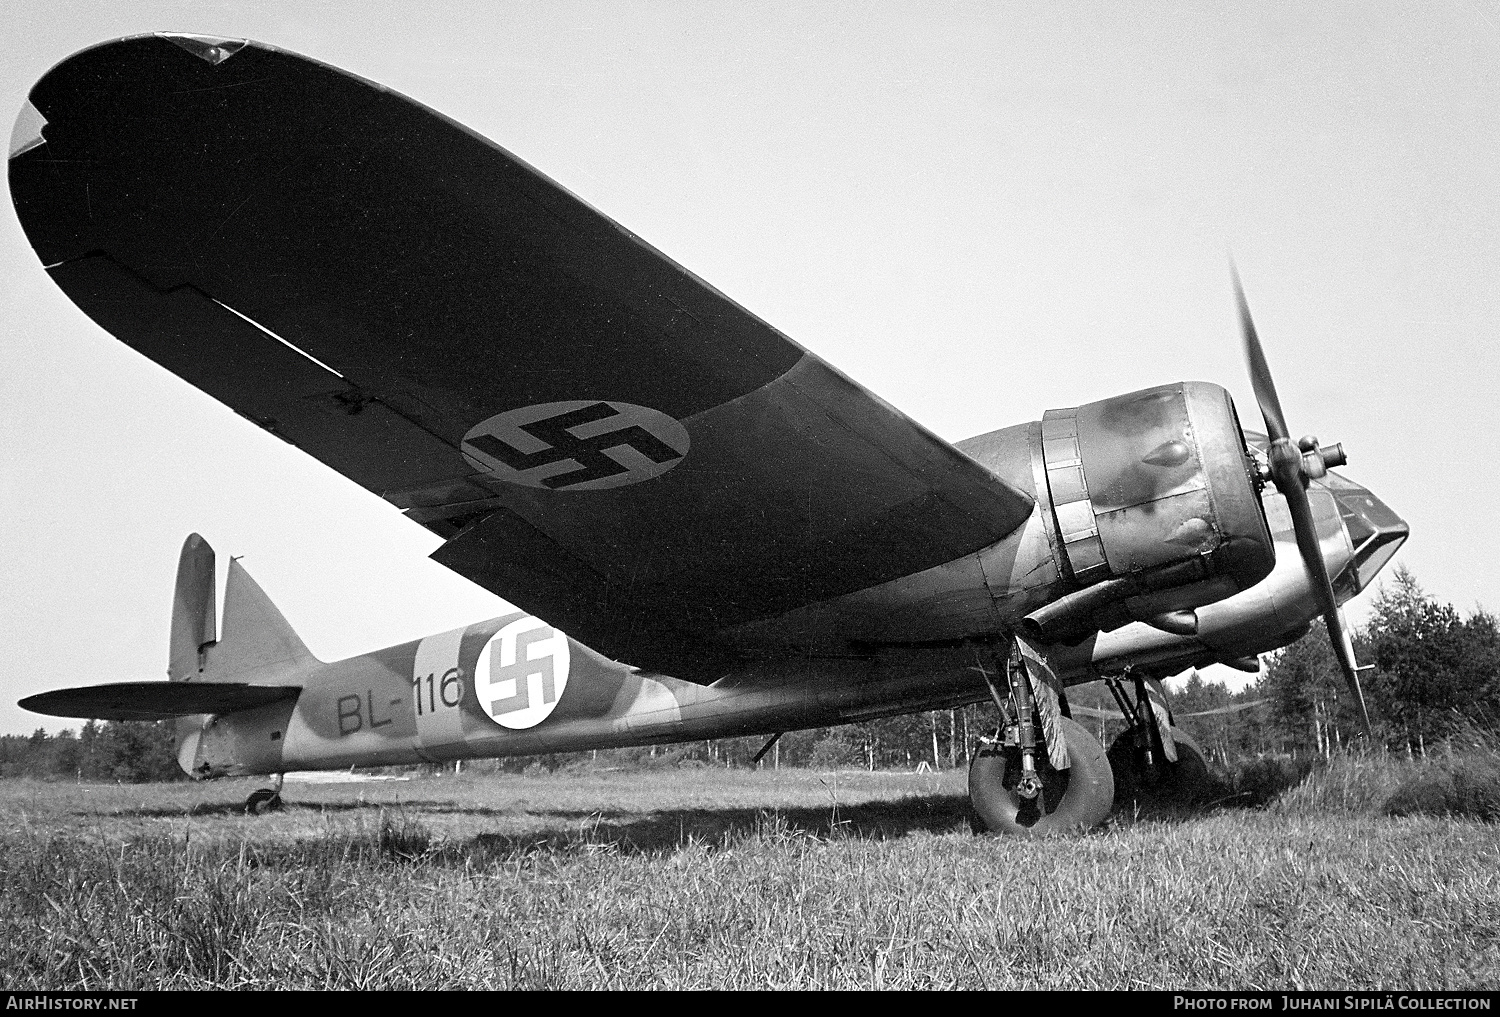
168 533 217 681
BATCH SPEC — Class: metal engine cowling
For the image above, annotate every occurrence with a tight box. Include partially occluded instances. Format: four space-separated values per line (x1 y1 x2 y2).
1027 381 1274 643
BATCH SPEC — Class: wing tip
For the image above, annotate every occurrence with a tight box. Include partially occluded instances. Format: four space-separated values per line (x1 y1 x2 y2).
8 98 47 159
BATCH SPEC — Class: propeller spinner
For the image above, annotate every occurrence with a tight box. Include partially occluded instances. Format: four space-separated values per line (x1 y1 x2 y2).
1233 267 1374 737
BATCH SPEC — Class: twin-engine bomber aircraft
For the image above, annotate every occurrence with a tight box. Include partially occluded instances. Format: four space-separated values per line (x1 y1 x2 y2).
11 34 1407 833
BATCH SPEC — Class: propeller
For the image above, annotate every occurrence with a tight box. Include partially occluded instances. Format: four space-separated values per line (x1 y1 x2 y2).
1233 266 1374 737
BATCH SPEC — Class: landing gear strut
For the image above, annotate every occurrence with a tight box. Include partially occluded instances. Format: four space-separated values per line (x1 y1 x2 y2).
244 772 284 815
969 641 1114 836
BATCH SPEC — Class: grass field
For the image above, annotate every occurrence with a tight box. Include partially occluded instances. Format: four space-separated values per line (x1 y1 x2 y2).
0 761 1495 990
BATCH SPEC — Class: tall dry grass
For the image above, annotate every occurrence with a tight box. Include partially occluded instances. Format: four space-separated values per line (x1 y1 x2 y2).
1268 727 1500 820
0 765 1494 989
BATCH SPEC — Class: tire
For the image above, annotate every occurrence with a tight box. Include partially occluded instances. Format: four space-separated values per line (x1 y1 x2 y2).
969 716 1114 836
1108 727 1214 810
244 789 282 815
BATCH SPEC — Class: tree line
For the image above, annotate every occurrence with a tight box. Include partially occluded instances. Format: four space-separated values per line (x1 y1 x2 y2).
4 565 1494 781
1258 565 1499 757
0 719 179 782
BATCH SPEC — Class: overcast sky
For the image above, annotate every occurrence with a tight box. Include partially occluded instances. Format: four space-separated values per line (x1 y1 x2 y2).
3 2 1497 735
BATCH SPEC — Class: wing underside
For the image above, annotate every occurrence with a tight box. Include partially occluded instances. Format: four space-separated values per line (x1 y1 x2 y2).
10 35 1033 678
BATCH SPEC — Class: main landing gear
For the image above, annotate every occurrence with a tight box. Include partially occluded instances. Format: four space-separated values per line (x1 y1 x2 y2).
1103 672 1212 811
967 647 1218 833
968 640 1114 836
244 772 284 815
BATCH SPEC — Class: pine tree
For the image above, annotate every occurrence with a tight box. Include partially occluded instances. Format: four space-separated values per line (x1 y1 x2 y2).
1364 566 1500 748
1261 621 1364 755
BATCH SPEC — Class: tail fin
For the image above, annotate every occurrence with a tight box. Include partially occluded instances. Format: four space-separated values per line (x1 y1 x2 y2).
169 534 316 684
206 558 317 681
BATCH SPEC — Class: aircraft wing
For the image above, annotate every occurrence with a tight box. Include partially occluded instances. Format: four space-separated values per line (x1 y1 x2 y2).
10 35 1033 680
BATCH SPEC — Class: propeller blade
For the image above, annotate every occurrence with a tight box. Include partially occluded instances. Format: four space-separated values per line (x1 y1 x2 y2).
1325 606 1374 737
1280 477 1375 736
1233 264 1290 443
1233 267 1374 737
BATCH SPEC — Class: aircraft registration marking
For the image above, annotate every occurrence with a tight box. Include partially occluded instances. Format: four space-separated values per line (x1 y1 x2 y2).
475 618 570 729
461 400 689 491
335 690 403 735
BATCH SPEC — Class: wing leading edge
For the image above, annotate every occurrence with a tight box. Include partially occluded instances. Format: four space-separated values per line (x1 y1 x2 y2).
10 35 1033 679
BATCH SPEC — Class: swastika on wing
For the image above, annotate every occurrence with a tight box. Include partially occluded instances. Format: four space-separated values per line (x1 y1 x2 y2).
462 401 690 491
473 617 571 730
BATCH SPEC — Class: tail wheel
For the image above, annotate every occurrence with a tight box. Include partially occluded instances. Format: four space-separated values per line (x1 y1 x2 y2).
970 716 1114 836
1108 727 1213 810
244 788 282 815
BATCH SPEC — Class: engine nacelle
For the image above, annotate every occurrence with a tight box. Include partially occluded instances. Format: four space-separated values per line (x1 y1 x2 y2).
1026 381 1274 643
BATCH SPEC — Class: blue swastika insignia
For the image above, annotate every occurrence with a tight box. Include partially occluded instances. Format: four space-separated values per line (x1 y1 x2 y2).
474 617 571 730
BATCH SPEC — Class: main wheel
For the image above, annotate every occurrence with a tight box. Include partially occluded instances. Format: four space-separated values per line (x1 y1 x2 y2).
970 716 1114 836
1107 727 1213 810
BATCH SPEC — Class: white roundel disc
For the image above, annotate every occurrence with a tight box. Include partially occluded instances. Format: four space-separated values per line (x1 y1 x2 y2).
474 617 571 730
462 400 689 491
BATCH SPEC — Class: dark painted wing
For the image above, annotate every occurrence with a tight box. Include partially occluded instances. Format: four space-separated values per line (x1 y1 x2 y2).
20 682 300 722
10 35 1033 679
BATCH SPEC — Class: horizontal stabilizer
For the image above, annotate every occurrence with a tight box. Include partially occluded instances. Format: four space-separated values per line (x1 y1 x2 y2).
20 682 300 721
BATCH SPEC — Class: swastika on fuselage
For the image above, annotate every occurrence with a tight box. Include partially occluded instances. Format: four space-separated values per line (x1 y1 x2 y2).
473 617 571 730
462 401 689 491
